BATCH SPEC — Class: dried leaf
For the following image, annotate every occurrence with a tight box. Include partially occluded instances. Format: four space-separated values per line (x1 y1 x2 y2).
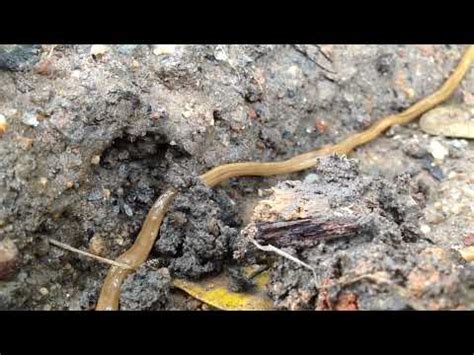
172 266 273 310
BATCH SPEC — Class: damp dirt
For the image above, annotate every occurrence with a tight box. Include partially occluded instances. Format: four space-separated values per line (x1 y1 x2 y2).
0 44 472 309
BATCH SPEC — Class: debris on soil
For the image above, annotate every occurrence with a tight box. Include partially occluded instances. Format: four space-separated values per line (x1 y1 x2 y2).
236 156 474 310
171 265 273 310
0 44 472 309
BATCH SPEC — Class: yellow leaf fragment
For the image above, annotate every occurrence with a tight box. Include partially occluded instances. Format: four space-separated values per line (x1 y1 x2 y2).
172 266 273 310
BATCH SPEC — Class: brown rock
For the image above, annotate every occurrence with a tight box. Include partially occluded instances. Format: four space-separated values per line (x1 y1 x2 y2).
0 239 20 280
88 234 108 257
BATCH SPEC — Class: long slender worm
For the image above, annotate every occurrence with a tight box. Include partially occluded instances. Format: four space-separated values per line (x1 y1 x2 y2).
95 45 473 310
96 188 177 310
200 45 474 187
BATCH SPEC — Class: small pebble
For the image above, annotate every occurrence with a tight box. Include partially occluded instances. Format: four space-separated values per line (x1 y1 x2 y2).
38 177 48 187
428 140 449 161
15 136 34 149
0 239 19 280
420 105 474 139
39 287 49 296
0 113 8 135
22 112 39 127
201 303 211 311
153 45 176 56
214 45 228 61
117 45 137 55
463 234 474 247
420 225 431 234
170 211 187 226
425 210 445 224
451 204 463 215
207 218 220 237
71 70 81 79
35 238 50 257
102 188 111 199
131 59 140 69
123 203 134 217
447 171 457 180
449 139 467 150
182 110 192 119
90 45 109 58
304 173 319 184
90 155 101 165
88 234 107 257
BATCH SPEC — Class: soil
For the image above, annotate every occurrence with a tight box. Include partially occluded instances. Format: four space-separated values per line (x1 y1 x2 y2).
0 44 472 310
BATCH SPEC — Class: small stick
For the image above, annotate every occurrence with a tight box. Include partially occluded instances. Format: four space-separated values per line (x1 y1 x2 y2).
48 45 57 58
292 45 336 74
48 238 133 270
249 238 319 283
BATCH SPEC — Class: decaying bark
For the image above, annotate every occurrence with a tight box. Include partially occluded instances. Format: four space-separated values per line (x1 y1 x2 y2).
241 179 368 249
252 216 363 248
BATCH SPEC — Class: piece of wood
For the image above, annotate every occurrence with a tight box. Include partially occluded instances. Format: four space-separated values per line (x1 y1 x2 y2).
252 216 362 248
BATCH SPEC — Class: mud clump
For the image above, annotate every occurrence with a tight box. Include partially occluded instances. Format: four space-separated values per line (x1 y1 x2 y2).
239 156 474 310
0 45 41 71
156 182 240 279
120 262 171 310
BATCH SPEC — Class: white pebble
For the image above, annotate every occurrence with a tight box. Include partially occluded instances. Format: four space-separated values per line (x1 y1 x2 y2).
90 45 109 57
182 110 192 119
450 139 467 150
153 45 176 56
214 45 228 61
22 112 39 127
71 70 81 79
304 174 319 184
420 225 431 234
0 113 7 134
428 140 449 161
90 155 101 165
